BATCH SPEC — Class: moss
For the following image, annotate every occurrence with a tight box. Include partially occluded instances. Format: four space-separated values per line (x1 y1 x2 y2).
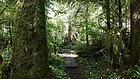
6 0 52 79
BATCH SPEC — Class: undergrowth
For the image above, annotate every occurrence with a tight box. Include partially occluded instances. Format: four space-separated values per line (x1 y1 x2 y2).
77 54 140 79
48 53 68 79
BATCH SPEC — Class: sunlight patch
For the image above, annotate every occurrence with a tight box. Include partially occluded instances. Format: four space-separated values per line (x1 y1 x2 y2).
59 53 78 58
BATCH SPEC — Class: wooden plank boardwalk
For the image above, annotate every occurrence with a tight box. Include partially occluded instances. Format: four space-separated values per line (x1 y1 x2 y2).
59 49 87 79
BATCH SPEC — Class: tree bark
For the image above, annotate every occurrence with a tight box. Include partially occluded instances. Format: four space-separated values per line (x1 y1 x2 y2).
4 0 51 79
118 0 122 29
130 0 140 67
105 0 111 29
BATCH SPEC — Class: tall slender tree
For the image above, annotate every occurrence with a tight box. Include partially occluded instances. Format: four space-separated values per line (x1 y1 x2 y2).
2 0 51 78
130 0 140 67
85 3 89 46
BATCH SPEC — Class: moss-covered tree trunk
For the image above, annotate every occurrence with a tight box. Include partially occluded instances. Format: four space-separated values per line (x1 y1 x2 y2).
4 0 51 79
130 0 140 67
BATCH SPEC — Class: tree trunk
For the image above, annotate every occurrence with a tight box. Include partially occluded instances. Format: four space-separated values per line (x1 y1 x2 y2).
118 0 122 29
105 0 110 29
130 0 140 67
68 24 72 45
118 0 125 67
4 0 51 79
86 3 89 46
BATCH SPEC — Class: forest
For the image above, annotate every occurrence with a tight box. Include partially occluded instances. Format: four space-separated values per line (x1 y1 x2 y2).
0 0 140 79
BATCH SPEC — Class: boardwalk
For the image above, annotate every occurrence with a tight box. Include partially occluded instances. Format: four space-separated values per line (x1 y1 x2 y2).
59 49 87 79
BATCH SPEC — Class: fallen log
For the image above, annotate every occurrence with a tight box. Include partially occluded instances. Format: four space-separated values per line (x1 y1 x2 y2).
93 48 107 56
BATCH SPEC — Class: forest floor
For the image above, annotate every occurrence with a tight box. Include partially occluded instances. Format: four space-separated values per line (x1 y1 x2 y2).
58 49 138 79
59 49 87 79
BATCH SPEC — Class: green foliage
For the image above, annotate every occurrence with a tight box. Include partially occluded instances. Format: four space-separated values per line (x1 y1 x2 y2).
1 48 11 62
49 65 67 79
0 0 16 77
121 66 140 78
46 21 63 53
73 30 104 57
0 36 8 51
0 0 15 63
48 53 68 79
77 55 126 79
70 20 104 56
63 45 72 49
71 41 83 50
77 43 103 57
107 72 123 79
133 66 140 78
0 0 134 78
78 57 105 78
101 0 131 68
0 48 11 78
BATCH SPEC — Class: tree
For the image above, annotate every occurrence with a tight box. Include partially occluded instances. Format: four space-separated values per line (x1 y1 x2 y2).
103 0 132 68
85 3 89 46
130 0 140 67
2 0 51 78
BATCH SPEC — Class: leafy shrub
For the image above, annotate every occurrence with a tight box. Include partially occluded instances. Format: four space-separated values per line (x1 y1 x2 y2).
77 55 124 79
48 53 68 79
133 65 140 78
0 48 11 78
73 40 104 57
63 45 72 49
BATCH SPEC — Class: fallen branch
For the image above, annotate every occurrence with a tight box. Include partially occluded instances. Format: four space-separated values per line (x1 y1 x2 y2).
93 48 107 56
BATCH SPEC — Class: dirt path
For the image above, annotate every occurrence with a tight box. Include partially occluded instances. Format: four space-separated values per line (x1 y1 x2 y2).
59 49 87 79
